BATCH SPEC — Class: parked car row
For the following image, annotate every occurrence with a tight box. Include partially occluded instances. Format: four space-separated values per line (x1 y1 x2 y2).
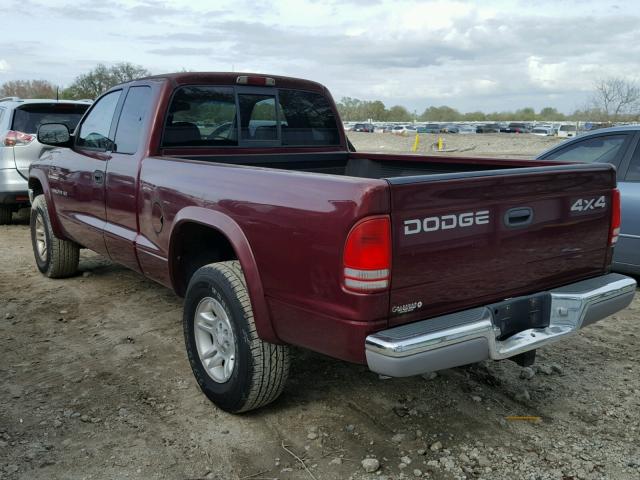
344 121 584 137
0 97 92 224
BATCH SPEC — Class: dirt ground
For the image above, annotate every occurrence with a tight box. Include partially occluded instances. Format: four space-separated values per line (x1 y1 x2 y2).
1 135 640 480
347 131 563 158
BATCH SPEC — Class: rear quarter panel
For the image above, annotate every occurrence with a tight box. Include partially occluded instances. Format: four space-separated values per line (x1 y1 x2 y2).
136 158 390 359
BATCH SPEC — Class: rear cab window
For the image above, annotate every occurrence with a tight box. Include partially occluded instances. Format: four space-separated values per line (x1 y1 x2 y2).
164 86 237 147
162 86 341 148
12 103 89 134
238 93 278 142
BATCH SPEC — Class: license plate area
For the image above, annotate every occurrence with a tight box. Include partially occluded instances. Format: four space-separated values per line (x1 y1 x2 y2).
490 292 551 340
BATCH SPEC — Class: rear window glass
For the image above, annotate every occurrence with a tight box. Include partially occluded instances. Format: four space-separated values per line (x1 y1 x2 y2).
162 86 340 148
559 125 576 132
12 103 88 134
278 90 340 146
544 135 627 164
238 94 277 141
164 86 237 147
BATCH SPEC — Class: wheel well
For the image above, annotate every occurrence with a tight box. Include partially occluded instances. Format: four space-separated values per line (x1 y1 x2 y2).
29 178 43 198
172 222 238 296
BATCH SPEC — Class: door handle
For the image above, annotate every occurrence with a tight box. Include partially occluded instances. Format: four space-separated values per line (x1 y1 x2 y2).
504 207 533 228
93 170 104 185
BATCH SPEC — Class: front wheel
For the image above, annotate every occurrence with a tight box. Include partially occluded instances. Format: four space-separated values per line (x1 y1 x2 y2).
183 261 290 413
30 195 79 278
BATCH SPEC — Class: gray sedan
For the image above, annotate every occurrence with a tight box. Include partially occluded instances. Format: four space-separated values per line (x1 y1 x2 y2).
536 125 640 275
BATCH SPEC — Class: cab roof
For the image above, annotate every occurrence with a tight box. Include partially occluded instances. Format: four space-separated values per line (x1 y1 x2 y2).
127 72 328 94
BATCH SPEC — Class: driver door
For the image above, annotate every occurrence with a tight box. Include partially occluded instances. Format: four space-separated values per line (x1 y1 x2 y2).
52 90 122 255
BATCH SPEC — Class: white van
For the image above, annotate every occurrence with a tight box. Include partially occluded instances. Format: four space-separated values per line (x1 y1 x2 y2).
557 124 577 138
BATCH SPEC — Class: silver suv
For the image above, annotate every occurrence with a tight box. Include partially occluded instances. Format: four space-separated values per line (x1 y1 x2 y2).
0 97 91 224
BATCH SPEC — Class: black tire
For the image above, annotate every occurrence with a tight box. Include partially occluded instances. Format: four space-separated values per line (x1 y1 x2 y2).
30 195 79 278
183 261 290 413
0 205 12 225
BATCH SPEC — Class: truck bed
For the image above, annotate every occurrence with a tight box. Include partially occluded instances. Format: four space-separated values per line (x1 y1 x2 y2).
171 151 542 179
159 150 615 338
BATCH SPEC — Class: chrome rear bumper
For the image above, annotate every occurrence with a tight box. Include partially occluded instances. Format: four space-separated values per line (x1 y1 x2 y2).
366 273 636 377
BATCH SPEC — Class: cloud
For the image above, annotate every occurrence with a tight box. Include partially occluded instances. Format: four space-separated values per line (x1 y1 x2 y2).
147 47 212 56
0 60 9 72
2 0 640 113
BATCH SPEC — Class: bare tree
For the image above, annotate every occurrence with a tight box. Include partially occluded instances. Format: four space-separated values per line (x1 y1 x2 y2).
591 77 640 120
0 80 56 98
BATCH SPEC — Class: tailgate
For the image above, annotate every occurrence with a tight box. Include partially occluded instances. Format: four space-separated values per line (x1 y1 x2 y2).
388 163 616 326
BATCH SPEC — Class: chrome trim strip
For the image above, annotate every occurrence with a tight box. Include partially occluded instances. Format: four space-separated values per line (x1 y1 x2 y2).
366 274 636 361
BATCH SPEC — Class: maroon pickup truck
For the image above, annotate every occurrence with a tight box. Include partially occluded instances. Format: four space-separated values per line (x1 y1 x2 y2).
28 72 636 413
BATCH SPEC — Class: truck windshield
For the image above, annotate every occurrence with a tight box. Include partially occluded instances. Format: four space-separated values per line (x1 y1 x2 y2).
162 86 340 148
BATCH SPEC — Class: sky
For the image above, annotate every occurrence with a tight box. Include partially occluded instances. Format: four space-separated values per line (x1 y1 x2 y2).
1 0 639 114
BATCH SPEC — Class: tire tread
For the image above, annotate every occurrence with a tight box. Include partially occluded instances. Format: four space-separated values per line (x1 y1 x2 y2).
31 195 79 278
186 261 289 413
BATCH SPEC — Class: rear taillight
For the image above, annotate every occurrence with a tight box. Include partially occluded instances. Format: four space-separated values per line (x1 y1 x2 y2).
343 216 391 293
4 130 35 147
609 188 621 246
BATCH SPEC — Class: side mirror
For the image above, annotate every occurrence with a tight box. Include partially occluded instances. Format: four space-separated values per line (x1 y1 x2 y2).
37 123 71 147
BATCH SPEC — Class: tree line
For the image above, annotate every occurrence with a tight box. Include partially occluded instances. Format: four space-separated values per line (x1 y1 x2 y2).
0 63 151 100
1 65 638 123
337 77 640 123
336 99 577 123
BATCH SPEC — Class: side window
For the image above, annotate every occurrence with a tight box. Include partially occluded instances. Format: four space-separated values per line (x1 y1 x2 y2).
163 86 237 147
543 134 628 164
77 91 121 150
0 107 5 125
626 143 640 182
114 86 152 154
238 94 277 141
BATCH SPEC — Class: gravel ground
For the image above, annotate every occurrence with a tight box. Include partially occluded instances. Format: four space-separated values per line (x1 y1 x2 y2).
347 132 564 157
1 136 640 480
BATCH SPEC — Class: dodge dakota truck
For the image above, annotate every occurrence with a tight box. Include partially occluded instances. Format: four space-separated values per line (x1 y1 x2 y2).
28 72 636 413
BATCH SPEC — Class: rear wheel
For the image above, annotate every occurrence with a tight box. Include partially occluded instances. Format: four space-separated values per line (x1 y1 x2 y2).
183 261 290 413
30 195 79 278
0 206 12 225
